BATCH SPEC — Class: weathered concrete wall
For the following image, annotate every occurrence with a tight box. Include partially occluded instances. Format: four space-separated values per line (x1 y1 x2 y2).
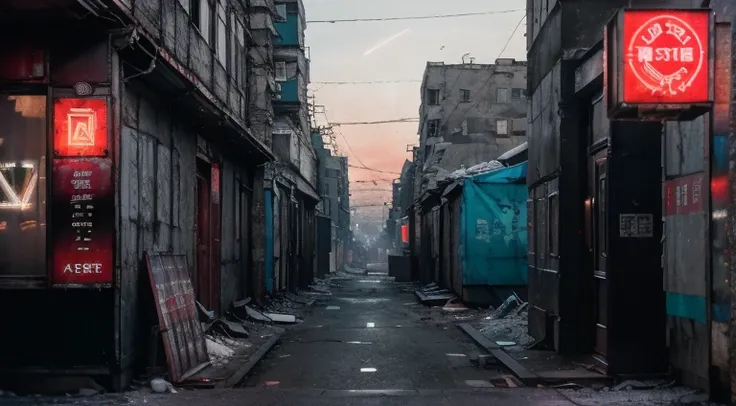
418 61 527 162
119 79 254 362
119 0 250 128
119 82 197 369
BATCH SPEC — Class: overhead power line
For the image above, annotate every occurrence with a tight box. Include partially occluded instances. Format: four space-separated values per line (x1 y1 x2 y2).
312 80 421 85
444 14 527 125
349 164 400 175
333 118 419 126
307 9 524 24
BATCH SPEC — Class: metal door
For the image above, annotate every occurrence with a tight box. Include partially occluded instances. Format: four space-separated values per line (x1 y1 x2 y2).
592 155 608 358
195 164 213 310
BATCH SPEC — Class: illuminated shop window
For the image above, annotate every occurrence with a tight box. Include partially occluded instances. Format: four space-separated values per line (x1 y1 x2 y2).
0 95 47 277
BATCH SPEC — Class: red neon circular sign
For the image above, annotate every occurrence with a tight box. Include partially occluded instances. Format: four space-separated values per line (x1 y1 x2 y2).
623 10 709 104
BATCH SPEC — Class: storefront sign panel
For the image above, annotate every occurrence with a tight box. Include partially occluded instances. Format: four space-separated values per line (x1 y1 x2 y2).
53 98 108 157
664 173 704 216
51 158 114 285
622 9 711 104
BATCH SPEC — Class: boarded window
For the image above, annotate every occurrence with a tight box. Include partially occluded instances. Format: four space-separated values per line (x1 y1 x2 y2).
275 62 287 81
497 88 510 103
496 119 508 135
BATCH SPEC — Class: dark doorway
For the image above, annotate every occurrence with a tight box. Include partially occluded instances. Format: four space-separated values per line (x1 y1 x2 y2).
239 184 252 298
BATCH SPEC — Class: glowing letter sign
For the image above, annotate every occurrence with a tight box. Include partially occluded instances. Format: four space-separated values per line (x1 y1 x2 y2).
605 9 713 120
53 98 108 157
51 98 113 286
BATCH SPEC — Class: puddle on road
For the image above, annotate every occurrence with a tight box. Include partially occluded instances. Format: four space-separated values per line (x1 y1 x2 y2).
346 341 372 345
358 280 382 283
360 368 377 373
325 306 340 310
366 322 375 328
446 353 467 357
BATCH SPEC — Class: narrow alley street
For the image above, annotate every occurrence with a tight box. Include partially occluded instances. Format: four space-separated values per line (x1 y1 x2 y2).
0 265 713 405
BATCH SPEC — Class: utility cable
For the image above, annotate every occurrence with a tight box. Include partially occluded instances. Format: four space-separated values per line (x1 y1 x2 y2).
332 118 419 126
307 9 524 24
442 14 526 125
349 165 400 175
312 80 421 85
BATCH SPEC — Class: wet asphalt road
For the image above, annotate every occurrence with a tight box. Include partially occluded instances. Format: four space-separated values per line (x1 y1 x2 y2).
4 264 581 405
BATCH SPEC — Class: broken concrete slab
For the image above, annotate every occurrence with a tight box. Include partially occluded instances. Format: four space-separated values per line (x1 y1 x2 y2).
415 290 456 307
458 323 539 385
245 306 272 322
263 312 296 324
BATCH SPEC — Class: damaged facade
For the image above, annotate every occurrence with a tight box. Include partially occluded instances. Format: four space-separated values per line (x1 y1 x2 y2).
525 0 736 402
311 129 351 273
0 0 318 391
263 0 317 293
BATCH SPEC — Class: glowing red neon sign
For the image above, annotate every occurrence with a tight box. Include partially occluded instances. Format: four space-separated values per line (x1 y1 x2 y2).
53 98 108 157
622 10 710 104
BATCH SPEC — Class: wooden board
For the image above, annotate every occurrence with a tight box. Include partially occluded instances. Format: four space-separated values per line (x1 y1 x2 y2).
146 252 210 383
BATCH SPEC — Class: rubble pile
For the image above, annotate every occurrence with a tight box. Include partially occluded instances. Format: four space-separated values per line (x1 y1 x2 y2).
476 294 535 348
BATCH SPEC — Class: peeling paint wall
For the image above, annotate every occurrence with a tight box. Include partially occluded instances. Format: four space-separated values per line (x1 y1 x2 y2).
119 80 254 366
119 83 197 370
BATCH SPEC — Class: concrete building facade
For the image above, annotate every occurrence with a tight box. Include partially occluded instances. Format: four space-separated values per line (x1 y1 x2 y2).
416 59 527 195
524 1 736 402
0 0 276 390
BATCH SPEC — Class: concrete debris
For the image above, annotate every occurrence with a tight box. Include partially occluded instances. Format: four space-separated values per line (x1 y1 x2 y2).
245 306 273 322
150 379 177 394
445 160 504 180
206 337 236 362
477 300 535 348
494 295 521 319
263 312 296 323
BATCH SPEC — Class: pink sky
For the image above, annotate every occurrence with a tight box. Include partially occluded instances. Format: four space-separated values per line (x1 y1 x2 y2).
304 0 527 217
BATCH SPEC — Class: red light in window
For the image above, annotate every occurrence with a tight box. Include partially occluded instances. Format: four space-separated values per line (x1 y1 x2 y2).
712 175 729 205
401 225 409 243
53 98 108 157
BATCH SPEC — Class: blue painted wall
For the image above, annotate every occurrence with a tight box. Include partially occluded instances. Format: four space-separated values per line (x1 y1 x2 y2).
275 13 300 46
265 190 274 293
279 78 299 102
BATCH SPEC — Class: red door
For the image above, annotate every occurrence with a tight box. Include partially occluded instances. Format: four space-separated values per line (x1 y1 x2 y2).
195 160 220 313
196 171 211 310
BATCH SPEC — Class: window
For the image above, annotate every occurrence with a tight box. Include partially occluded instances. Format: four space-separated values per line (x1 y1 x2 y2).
460 89 470 102
496 119 508 135
427 119 439 138
230 13 246 85
275 4 287 22
275 61 287 81
512 88 526 99
0 95 47 277
193 0 213 45
496 88 510 103
216 3 228 65
427 89 440 105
